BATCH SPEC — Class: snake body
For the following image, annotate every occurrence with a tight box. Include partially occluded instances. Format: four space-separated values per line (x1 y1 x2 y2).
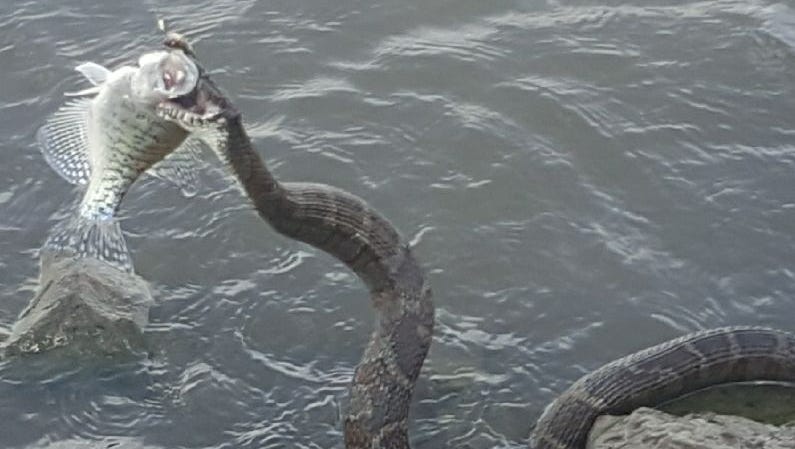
161 86 434 446
533 326 795 448
158 70 795 449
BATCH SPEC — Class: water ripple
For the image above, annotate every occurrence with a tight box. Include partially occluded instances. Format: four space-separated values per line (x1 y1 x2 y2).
5 0 795 447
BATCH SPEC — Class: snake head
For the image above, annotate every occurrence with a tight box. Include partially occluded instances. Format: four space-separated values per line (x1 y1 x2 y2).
157 75 238 132
163 31 195 57
156 35 238 132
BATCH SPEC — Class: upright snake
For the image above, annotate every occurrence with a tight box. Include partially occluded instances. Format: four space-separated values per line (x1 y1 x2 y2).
157 42 795 449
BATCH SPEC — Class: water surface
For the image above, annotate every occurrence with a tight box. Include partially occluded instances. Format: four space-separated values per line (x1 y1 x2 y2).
2 0 795 447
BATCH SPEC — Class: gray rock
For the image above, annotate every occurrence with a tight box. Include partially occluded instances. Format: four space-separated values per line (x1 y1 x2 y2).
588 407 795 449
1 251 153 357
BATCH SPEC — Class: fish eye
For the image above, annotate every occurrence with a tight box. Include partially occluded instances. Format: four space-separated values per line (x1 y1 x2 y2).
162 69 187 90
153 52 198 97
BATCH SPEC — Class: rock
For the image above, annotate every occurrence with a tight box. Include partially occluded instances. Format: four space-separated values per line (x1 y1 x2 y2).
588 407 795 449
1 251 153 357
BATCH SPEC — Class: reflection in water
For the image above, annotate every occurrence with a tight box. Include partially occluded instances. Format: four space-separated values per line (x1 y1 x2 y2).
2 250 152 358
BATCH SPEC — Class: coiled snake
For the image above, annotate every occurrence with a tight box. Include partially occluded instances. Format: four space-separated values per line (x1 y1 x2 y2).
157 45 795 449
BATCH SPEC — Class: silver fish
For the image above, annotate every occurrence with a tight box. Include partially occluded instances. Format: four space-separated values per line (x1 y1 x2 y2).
37 49 209 272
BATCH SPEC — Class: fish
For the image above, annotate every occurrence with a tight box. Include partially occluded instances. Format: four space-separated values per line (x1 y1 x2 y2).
36 48 210 272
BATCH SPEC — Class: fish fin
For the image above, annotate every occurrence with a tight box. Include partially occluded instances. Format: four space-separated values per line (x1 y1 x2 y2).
147 136 208 197
75 62 111 86
64 86 102 97
42 215 133 273
36 98 92 185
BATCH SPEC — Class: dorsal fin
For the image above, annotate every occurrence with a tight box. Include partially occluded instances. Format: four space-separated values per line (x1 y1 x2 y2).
37 98 209 196
36 98 92 185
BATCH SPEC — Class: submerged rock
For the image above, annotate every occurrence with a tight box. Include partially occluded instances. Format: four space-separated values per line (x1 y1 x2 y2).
2 252 153 357
588 407 795 449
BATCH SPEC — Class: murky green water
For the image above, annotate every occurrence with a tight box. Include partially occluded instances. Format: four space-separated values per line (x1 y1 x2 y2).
662 383 795 426
2 0 795 447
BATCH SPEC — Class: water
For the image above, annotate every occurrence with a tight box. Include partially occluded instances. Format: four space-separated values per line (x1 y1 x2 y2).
661 383 795 426
2 0 795 447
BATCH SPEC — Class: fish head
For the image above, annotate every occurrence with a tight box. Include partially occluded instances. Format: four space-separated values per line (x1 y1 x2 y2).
152 34 238 130
129 50 199 105
157 65 237 129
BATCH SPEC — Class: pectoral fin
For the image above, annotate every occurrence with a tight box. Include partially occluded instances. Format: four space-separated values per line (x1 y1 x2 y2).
147 136 209 197
36 98 92 185
75 62 111 86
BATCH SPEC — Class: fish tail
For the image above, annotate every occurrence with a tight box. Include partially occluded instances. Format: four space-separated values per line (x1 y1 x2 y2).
42 214 134 273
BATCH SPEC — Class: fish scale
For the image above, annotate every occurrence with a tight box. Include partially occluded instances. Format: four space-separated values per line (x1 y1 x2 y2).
78 103 186 220
37 49 206 272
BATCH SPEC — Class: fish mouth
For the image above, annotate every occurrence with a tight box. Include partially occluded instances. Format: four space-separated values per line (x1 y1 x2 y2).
157 35 237 124
159 66 234 121
162 65 188 91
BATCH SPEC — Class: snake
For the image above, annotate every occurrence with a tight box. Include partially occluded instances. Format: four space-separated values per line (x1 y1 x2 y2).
155 42 795 449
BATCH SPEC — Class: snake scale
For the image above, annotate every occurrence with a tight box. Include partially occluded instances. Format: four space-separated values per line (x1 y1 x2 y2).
156 44 795 449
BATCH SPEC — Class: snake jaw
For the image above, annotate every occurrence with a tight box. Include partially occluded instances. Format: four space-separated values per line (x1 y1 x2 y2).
157 100 227 131
157 72 237 131
157 33 237 131
157 91 232 131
